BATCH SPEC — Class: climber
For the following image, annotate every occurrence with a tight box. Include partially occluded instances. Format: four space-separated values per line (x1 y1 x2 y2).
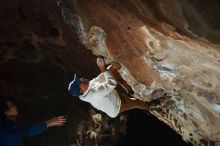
0 97 66 146
68 56 154 118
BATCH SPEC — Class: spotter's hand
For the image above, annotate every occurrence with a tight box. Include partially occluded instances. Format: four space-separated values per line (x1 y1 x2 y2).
46 116 66 127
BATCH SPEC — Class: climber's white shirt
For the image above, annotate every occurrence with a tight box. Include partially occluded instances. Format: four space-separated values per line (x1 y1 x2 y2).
79 71 121 118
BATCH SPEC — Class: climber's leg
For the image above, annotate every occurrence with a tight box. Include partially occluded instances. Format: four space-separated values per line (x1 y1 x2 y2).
118 91 150 113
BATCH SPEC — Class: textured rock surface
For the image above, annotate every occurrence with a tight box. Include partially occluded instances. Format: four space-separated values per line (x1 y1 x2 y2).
58 0 220 145
1 0 220 146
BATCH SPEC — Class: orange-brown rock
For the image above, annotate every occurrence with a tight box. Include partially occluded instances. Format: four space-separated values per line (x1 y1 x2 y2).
59 0 220 145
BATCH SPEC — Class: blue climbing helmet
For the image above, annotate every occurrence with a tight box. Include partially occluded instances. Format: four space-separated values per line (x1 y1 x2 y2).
68 74 81 96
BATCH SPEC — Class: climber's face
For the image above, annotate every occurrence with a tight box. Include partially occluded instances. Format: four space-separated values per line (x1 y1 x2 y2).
79 78 89 94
